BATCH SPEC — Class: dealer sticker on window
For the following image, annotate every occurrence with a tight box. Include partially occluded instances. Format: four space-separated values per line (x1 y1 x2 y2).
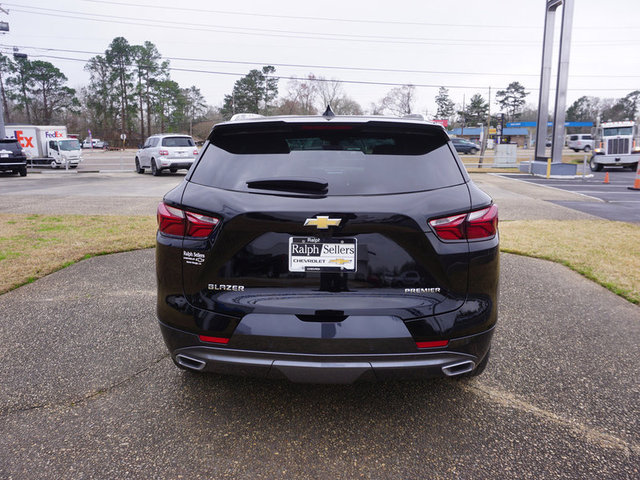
288 237 357 272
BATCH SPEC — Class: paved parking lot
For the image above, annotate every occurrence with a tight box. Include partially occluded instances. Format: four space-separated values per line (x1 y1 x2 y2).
500 169 640 223
1 171 639 479
1 250 638 479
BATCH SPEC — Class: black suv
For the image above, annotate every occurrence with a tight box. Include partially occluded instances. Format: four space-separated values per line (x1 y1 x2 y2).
156 113 499 383
0 139 27 176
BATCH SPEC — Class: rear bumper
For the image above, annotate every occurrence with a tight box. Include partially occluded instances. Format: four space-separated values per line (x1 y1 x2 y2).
159 159 194 169
0 161 26 170
160 321 494 383
593 154 640 165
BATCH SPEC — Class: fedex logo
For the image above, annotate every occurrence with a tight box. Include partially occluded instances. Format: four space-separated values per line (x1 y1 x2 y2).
45 131 64 139
14 130 34 148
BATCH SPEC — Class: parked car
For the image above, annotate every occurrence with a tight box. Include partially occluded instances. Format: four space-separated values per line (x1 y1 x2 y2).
567 134 594 152
135 134 199 176
0 139 27 176
82 138 105 149
451 138 480 154
156 111 500 383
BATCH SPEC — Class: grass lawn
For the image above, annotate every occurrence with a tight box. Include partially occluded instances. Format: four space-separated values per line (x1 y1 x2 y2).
1 214 638 305
0 214 156 293
500 220 640 304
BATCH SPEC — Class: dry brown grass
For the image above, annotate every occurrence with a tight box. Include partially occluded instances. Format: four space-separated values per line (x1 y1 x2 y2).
500 220 640 304
0 213 156 293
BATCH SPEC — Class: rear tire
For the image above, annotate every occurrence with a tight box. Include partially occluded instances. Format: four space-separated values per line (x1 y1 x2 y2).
135 158 145 174
589 156 603 172
169 168 177 173
19 166 27 177
470 148 478 155
151 159 161 176
583 145 591 153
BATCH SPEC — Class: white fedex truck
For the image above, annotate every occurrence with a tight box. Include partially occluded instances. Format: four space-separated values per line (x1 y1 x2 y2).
7 125 83 169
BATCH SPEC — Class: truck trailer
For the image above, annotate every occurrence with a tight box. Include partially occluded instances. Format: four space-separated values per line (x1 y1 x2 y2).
7 125 83 169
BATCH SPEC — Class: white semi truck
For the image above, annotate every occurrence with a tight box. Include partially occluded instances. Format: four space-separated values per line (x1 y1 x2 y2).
7 125 83 169
590 120 640 171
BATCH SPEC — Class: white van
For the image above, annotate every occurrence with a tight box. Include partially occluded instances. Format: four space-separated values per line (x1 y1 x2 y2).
567 134 594 152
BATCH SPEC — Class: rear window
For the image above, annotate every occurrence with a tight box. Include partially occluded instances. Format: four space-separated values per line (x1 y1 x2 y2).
190 121 465 195
162 137 194 147
0 140 23 154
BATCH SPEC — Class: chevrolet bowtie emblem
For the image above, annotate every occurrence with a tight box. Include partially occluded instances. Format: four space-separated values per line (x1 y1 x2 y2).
304 216 341 229
329 258 350 265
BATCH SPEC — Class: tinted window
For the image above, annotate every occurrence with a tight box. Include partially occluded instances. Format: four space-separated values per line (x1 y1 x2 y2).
0 140 22 154
191 122 464 196
569 135 578 141
162 137 194 147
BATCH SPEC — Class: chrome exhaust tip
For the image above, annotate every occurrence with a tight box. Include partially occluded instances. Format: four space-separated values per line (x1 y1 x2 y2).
442 360 475 377
175 354 206 371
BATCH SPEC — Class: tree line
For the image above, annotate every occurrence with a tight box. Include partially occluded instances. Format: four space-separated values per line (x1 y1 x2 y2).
1 39 639 143
1 37 208 144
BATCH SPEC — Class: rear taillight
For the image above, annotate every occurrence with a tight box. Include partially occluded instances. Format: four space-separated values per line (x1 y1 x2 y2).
159 149 169 156
157 202 220 238
429 205 498 241
416 340 449 349
199 335 229 344
193 149 199 155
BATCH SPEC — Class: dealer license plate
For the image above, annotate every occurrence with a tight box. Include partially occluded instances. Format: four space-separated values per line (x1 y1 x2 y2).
288 237 357 272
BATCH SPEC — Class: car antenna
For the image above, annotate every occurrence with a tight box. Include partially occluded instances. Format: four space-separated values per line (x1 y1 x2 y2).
322 104 335 118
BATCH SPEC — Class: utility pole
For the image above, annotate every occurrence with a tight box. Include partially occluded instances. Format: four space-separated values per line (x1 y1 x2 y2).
479 87 491 166
0 4 9 139
461 94 465 136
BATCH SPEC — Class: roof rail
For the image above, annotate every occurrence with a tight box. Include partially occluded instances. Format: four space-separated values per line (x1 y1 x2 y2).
229 113 264 121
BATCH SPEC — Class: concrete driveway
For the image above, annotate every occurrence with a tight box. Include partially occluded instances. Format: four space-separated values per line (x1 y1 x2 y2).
0 250 638 479
0 172 638 479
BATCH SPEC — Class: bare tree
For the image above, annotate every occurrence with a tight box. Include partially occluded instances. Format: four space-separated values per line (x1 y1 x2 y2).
315 77 343 110
380 84 415 116
277 75 318 115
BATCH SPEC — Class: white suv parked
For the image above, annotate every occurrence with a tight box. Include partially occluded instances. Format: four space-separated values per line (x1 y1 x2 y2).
567 134 594 152
135 134 199 176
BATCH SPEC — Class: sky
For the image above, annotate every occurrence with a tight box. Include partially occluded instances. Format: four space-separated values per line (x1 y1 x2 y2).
2 0 640 117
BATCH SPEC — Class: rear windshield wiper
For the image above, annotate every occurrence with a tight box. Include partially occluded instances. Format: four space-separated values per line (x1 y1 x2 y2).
246 177 328 194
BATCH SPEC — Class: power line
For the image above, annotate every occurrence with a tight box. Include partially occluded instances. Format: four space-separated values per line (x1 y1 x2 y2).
6 43 640 80
9 50 639 93
76 0 546 30
9 5 640 49
75 0 640 31
7 5 546 47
